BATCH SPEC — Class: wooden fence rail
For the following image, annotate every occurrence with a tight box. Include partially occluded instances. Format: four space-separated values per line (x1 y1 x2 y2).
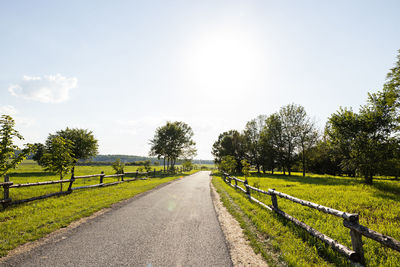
222 172 400 265
1 168 182 209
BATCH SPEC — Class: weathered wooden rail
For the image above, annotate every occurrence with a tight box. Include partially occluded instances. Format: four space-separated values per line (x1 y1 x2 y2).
222 172 400 265
1 169 179 209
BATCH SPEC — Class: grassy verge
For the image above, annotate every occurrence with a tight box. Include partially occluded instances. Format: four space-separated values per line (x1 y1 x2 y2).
0 164 197 257
212 173 400 266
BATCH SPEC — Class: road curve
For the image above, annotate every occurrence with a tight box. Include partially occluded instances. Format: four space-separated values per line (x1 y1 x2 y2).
2 171 232 267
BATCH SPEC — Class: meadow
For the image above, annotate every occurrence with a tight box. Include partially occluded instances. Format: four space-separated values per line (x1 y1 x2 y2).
0 161 197 257
212 172 400 266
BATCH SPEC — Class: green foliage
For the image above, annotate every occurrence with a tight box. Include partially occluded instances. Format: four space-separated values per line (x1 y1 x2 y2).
213 172 400 266
53 127 98 160
243 115 266 172
219 155 237 174
0 115 34 177
143 159 152 172
111 158 125 174
212 130 246 173
41 136 75 183
241 159 250 178
149 121 197 170
182 159 193 171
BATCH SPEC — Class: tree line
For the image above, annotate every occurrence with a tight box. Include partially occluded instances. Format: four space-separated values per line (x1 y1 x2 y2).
213 50 400 184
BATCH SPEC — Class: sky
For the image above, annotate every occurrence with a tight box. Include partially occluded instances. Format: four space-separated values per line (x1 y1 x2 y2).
1 1 400 160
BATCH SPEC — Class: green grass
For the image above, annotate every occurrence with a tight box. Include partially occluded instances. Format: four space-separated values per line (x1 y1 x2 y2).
212 172 400 266
0 162 197 257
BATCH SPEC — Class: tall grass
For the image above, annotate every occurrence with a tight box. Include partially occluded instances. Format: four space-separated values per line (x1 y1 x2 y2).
212 172 400 266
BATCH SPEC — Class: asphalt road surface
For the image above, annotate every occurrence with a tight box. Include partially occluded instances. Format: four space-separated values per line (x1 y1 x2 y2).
2 171 232 267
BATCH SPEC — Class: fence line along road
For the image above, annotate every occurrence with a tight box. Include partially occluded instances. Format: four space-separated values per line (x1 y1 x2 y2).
222 172 400 265
1 169 184 209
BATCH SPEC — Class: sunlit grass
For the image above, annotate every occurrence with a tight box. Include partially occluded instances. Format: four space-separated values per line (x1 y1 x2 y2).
212 172 400 266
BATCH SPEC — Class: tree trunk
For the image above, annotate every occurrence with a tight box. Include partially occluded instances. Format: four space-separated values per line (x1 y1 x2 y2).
163 157 166 172
302 146 306 177
257 164 260 173
365 174 373 185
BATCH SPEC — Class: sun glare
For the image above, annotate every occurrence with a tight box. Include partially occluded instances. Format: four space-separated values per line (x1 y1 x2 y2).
183 28 262 99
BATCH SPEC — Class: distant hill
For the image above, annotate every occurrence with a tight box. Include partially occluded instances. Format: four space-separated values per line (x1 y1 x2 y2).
83 155 214 165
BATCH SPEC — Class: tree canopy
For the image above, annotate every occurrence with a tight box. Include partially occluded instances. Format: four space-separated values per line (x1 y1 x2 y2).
0 115 34 177
149 121 196 171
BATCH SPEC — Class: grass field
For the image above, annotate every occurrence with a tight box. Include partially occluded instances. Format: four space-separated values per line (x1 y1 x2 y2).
212 172 400 266
0 161 197 257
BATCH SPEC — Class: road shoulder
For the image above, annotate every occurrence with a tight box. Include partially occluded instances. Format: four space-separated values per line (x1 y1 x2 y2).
210 177 268 267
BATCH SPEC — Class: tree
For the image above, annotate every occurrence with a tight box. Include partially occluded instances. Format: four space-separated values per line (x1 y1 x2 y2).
243 115 267 173
259 113 284 174
279 104 308 175
0 115 34 177
53 128 98 161
219 155 237 174
297 114 318 177
182 159 193 171
149 121 197 171
41 136 75 191
32 143 46 166
112 158 125 174
212 130 246 173
143 160 152 172
326 84 400 184
241 159 250 179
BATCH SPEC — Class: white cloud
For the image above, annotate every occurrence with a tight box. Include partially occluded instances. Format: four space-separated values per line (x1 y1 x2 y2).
8 74 78 103
0 105 18 115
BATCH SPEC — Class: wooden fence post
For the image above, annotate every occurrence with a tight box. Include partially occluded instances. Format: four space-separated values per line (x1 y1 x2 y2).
100 171 105 184
234 178 238 189
67 168 75 191
244 178 251 199
348 215 364 264
271 189 279 211
136 170 138 178
121 171 124 181
4 175 10 200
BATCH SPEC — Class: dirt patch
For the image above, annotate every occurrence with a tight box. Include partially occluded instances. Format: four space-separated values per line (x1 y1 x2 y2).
210 180 268 267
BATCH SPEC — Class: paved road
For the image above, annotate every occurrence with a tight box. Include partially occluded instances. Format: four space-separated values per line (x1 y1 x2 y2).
2 171 232 267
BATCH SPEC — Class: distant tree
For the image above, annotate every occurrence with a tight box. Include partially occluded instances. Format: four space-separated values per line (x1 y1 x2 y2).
149 121 196 171
241 159 250 179
297 112 318 177
41 136 75 191
143 160 152 172
212 130 246 173
219 155 237 174
53 128 98 161
112 158 125 174
32 143 45 166
0 115 34 177
279 104 307 175
182 160 193 171
259 113 284 174
243 115 267 173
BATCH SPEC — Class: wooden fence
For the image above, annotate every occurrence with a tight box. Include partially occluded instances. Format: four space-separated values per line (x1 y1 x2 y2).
0 169 181 209
222 172 400 265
